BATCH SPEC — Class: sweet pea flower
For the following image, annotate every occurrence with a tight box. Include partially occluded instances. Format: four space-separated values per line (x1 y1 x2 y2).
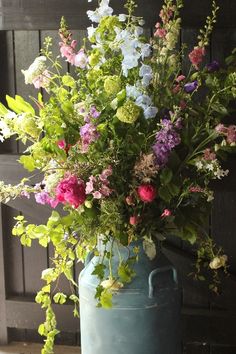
206 60 220 73
184 81 198 93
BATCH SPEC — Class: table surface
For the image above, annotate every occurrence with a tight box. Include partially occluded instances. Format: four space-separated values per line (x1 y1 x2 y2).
0 342 81 354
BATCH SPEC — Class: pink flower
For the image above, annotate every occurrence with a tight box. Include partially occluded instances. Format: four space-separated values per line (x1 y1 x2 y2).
204 148 216 161
161 209 172 218
189 47 205 69
56 175 86 208
32 70 51 89
129 215 140 225
125 195 135 206
57 139 66 149
215 124 227 134
86 176 97 194
154 26 167 38
226 125 236 144
137 184 157 203
179 100 187 110
93 191 103 199
176 75 186 83
172 84 181 94
189 186 204 193
73 49 88 69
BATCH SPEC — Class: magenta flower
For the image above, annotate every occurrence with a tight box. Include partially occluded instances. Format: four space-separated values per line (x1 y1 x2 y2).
55 175 86 208
137 184 157 203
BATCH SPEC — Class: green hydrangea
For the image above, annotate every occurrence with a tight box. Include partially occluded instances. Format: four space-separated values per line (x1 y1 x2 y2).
104 76 122 96
116 100 141 124
89 49 102 67
14 113 40 139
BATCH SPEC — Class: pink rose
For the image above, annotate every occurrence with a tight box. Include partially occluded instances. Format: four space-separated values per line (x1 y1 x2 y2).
137 184 157 203
56 175 86 208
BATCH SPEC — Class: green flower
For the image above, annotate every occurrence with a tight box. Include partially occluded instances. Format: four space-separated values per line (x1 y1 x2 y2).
14 113 40 139
104 76 122 96
116 100 141 124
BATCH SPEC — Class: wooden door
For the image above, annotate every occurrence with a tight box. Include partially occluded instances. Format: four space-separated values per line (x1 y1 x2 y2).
0 1 236 352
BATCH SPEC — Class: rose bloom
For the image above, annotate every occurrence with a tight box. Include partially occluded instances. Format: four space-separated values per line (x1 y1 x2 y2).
56 175 86 208
209 255 228 270
137 184 157 203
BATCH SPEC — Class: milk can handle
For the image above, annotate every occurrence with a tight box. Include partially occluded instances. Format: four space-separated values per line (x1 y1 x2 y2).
148 265 178 298
85 251 94 267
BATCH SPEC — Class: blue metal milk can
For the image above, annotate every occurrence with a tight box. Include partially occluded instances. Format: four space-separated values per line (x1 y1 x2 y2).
79 239 181 354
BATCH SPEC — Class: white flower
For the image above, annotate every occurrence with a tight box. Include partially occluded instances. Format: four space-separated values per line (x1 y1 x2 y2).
209 255 228 270
87 26 96 40
87 0 113 23
136 94 152 107
143 106 158 119
126 85 142 99
134 26 143 37
21 56 47 85
140 43 151 59
143 237 156 260
139 64 153 87
118 14 127 22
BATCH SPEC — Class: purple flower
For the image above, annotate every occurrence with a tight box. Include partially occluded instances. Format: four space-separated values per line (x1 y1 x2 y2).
90 106 101 119
35 191 50 205
80 123 100 152
206 60 220 73
184 80 198 93
152 119 181 168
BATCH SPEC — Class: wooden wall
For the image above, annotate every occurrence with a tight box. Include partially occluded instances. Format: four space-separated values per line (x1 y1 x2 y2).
0 1 236 352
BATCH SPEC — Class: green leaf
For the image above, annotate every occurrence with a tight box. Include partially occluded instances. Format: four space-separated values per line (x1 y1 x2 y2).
92 264 106 280
160 168 173 185
211 102 228 115
6 95 35 115
38 323 46 336
53 292 67 304
100 289 113 309
62 75 76 88
19 155 36 172
167 183 180 196
0 102 8 115
158 186 172 203
118 262 134 283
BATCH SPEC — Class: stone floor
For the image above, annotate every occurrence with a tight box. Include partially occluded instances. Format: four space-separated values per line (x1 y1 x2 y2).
0 342 81 354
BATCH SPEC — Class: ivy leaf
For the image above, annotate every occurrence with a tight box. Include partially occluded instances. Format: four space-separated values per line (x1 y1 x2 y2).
92 264 106 280
100 289 113 309
53 292 67 305
118 262 134 283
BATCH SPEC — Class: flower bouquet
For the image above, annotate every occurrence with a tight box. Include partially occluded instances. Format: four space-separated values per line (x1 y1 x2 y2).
0 0 236 352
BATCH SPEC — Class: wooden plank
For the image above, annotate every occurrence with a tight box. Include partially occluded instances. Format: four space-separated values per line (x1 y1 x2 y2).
0 204 8 344
211 346 236 354
1 205 24 296
5 298 80 333
0 0 235 30
0 341 81 354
